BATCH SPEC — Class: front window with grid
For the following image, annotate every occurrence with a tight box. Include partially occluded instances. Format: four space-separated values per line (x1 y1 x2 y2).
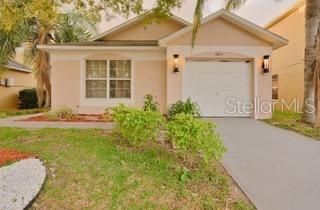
85 60 131 99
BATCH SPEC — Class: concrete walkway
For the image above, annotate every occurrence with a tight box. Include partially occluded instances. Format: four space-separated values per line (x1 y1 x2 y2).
213 118 320 210
0 114 115 129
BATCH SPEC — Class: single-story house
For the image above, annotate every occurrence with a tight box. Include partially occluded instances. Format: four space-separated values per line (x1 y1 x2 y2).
266 0 305 111
39 9 288 119
0 60 35 109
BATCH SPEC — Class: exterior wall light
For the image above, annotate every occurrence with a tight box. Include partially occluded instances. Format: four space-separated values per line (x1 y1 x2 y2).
173 54 179 73
263 55 270 73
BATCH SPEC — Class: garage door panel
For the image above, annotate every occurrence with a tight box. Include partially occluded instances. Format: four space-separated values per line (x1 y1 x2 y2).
183 61 251 117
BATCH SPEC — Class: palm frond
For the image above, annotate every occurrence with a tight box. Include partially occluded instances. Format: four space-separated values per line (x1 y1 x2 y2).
225 0 248 10
54 13 94 43
192 0 205 48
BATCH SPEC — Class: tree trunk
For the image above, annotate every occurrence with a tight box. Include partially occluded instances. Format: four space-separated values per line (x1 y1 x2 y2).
36 27 51 108
314 23 320 126
302 0 320 124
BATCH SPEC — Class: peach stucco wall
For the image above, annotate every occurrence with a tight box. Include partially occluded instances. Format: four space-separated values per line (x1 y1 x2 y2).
268 5 305 111
169 18 272 46
0 69 36 109
102 19 186 41
51 60 81 109
134 61 167 112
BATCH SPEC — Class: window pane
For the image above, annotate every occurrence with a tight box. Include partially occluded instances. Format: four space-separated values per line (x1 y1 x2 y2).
86 60 92 71
92 89 100 98
101 80 107 88
85 60 108 99
110 60 116 69
86 70 93 78
86 89 92 98
86 80 92 88
109 60 131 78
92 61 100 70
125 89 131 98
124 61 131 78
92 70 100 78
110 80 116 89
110 88 116 98
86 60 107 79
101 89 107 98
101 69 107 78
110 69 116 78
86 80 107 98
92 81 100 88
109 80 131 98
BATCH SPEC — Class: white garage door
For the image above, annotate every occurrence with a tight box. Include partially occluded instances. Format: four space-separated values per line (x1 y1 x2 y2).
183 61 251 117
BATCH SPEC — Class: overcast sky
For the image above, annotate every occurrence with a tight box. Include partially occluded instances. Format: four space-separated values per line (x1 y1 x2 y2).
98 0 299 32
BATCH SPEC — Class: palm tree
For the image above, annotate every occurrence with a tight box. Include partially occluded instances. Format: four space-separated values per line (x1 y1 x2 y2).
191 0 319 125
0 0 95 108
303 0 320 124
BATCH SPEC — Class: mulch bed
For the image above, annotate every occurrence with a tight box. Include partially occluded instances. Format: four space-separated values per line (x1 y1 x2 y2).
19 114 111 122
0 149 35 166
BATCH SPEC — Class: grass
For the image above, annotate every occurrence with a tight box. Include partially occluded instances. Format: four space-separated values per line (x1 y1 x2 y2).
0 128 254 209
263 110 320 140
0 109 43 119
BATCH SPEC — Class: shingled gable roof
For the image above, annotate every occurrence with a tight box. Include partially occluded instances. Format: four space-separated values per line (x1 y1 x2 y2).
90 14 190 42
159 9 288 49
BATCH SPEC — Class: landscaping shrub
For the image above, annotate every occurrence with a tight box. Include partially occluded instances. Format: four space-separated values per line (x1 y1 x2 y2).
45 106 76 121
143 94 159 112
18 88 38 109
167 113 227 164
112 104 164 146
168 98 200 120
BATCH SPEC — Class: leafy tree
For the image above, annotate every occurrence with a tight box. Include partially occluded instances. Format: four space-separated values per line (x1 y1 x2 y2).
0 0 95 107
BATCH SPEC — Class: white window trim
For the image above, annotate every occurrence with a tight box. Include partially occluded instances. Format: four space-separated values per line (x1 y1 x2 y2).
80 58 135 107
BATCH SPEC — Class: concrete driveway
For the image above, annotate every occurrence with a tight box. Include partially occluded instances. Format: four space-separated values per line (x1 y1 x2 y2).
212 118 320 210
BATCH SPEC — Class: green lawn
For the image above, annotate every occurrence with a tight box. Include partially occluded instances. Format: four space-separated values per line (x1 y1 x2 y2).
0 109 43 119
263 110 320 140
0 128 253 209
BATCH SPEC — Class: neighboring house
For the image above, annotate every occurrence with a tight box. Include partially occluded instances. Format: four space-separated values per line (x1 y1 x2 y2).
39 9 287 119
0 61 35 109
266 0 305 111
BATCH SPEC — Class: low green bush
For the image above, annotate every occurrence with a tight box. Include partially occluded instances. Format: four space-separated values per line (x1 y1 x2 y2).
167 114 227 164
143 94 159 112
18 88 38 109
45 106 76 121
112 104 164 146
168 98 200 120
